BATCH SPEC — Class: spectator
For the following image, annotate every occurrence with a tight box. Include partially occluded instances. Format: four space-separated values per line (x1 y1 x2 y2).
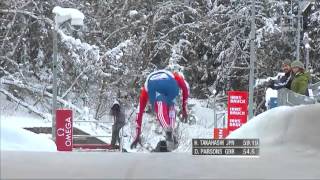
268 59 293 90
110 100 126 149
290 60 310 95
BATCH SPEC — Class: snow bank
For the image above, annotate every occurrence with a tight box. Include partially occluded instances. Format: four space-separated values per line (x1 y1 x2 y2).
1 119 56 152
228 104 320 150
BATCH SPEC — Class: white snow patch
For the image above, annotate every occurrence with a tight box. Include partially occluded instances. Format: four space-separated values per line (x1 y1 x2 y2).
1 117 56 152
53 6 84 26
129 10 138 18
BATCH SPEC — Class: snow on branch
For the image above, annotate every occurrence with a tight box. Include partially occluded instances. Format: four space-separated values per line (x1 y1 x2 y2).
58 30 102 75
1 79 83 114
59 30 100 59
0 88 48 119
159 23 199 40
168 38 191 68
103 40 134 63
310 10 320 23
52 6 84 26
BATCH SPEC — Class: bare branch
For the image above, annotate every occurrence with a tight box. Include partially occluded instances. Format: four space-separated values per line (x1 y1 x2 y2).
61 71 84 99
0 56 26 81
0 9 54 26
11 23 28 56
1 3 17 50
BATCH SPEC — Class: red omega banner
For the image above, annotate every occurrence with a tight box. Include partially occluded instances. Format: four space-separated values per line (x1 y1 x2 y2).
227 91 248 132
56 109 73 151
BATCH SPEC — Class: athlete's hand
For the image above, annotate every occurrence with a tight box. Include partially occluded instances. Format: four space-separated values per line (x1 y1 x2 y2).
181 104 188 123
130 136 141 149
182 109 188 122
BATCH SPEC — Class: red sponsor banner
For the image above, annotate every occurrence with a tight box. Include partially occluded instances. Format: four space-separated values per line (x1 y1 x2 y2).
227 91 248 132
56 109 73 151
213 128 229 139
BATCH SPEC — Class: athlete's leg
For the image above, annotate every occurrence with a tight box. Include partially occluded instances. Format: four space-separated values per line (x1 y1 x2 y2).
154 94 172 132
168 104 176 130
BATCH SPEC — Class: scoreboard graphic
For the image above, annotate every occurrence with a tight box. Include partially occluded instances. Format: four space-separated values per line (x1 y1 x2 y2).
192 139 259 156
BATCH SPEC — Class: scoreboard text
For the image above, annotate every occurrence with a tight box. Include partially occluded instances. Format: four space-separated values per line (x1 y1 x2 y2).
192 139 259 156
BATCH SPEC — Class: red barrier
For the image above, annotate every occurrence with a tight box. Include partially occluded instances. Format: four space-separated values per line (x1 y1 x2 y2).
227 91 248 132
56 109 73 151
213 128 229 139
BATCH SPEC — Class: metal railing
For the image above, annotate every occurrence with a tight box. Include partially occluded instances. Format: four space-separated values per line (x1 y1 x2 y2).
73 135 112 138
214 111 227 128
72 119 124 151
278 83 319 106
309 81 320 102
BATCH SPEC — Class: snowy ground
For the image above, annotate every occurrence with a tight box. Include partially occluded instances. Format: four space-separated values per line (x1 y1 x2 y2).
1 118 56 152
1 100 320 179
0 93 56 151
1 93 222 153
2 149 320 179
1 87 226 152
125 98 222 152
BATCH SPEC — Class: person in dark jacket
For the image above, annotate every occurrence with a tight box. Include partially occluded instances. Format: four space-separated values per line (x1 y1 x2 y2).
290 60 310 96
110 100 126 149
268 59 293 90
